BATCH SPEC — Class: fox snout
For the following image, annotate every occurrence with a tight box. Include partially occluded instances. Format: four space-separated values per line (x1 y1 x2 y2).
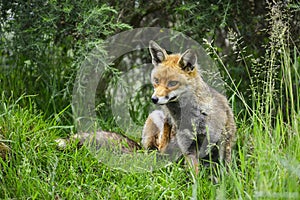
151 96 159 104
151 94 167 105
151 93 178 105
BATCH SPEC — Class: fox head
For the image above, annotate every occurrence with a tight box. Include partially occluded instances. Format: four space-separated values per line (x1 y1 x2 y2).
149 40 198 105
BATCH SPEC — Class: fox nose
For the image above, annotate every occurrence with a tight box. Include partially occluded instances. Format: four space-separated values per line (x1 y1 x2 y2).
151 96 159 104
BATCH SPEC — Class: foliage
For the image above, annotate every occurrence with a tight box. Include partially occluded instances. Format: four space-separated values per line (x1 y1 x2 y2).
0 1 130 122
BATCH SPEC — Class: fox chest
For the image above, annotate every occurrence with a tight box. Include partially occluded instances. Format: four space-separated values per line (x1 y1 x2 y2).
164 102 206 135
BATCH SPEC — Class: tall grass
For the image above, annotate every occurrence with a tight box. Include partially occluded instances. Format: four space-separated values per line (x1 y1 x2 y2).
202 2 300 199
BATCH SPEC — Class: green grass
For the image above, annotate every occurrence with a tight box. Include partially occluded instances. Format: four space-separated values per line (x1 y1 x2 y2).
0 95 192 199
0 88 299 199
1 44 300 199
1 56 299 199
1 46 300 200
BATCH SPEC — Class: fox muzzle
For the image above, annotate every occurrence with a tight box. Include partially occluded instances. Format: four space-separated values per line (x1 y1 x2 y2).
151 96 159 104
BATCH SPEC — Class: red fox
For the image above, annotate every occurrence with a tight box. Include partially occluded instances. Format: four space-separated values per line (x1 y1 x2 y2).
142 41 236 173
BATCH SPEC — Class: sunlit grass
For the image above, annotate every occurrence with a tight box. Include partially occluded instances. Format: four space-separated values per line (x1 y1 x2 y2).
0 51 299 198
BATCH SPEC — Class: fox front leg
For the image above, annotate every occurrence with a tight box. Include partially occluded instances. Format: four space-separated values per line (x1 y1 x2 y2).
142 110 165 150
176 129 199 175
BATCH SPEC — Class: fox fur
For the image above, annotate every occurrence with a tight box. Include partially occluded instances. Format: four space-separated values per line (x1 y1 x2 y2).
56 131 141 154
142 40 236 173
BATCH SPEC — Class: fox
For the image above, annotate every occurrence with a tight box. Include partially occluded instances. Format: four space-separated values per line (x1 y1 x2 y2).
141 40 236 174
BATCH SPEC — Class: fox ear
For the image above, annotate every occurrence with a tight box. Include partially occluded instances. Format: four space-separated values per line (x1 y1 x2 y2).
149 40 167 65
178 49 197 72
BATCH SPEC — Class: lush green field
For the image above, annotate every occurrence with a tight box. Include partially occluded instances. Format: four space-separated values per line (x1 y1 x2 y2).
1 43 299 199
1 80 299 199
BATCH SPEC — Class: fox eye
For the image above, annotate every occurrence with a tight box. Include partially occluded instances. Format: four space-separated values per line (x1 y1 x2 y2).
167 81 179 87
153 78 159 84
